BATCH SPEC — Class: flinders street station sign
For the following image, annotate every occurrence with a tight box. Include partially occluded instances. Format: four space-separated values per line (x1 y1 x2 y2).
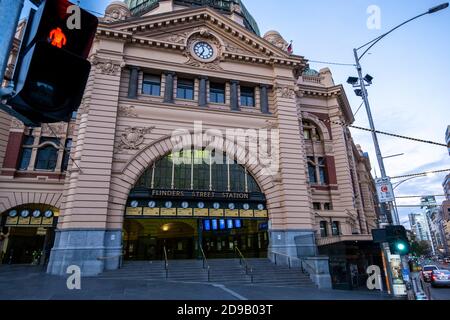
126 188 268 219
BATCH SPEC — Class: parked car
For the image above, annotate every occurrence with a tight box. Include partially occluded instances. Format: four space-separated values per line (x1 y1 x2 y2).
431 270 450 288
421 265 439 282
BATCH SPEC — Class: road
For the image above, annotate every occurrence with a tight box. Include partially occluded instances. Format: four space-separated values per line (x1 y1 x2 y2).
419 260 450 300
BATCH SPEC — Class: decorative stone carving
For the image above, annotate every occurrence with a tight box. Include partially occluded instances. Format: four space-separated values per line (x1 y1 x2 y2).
276 86 296 99
223 41 255 55
102 1 131 23
119 126 155 151
11 117 24 129
41 123 67 136
230 3 242 14
118 105 138 118
262 120 278 130
263 30 290 52
184 29 223 70
91 57 125 76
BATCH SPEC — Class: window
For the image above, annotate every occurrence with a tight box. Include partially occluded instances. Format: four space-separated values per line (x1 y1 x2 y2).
307 157 317 184
210 83 225 104
61 139 72 172
304 128 312 140
332 221 340 236
302 120 322 141
177 78 194 100
318 157 327 185
35 137 59 171
142 74 161 96
240 86 255 107
320 221 328 237
324 203 333 211
17 135 35 171
313 202 321 210
136 149 261 193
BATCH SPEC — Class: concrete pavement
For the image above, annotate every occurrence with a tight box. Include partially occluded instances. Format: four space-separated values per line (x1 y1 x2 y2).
0 265 392 300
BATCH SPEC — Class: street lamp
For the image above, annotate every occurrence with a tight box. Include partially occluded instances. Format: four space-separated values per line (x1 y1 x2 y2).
349 2 448 225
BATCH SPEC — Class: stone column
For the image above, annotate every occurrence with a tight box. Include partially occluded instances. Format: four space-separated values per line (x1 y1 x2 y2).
127 66 139 99
268 84 316 259
46 55 125 276
198 76 208 107
260 84 270 114
230 80 240 111
163 71 176 103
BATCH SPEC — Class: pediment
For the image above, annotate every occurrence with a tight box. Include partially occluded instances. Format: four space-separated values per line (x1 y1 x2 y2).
99 7 306 65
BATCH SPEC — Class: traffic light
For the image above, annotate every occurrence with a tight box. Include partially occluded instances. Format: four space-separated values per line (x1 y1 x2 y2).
8 0 98 125
386 226 411 255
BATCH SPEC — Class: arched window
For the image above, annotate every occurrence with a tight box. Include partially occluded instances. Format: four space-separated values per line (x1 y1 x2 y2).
135 149 261 193
302 120 322 141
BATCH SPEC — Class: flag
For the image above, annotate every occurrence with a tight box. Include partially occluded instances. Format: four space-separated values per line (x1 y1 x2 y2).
287 41 293 54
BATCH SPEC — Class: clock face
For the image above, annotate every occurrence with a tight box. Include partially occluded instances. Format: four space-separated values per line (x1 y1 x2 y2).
181 202 189 209
44 210 53 218
32 210 41 218
193 42 214 60
20 210 30 218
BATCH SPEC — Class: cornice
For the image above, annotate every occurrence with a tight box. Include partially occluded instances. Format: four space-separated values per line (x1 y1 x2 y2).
98 7 307 68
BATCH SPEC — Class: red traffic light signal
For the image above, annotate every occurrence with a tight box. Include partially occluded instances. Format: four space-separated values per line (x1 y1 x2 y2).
49 27 67 48
8 0 98 124
26 0 98 58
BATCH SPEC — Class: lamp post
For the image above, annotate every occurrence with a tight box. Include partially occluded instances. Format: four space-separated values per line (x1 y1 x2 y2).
349 2 449 226
349 3 448 297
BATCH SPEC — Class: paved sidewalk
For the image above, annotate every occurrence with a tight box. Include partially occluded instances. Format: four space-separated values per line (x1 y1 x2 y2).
0 265 392 300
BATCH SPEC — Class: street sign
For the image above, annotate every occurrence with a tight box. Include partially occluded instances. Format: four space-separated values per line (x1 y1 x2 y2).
375 177 395 203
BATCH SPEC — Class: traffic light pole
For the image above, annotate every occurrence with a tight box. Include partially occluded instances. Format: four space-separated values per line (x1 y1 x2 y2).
0 0 25 84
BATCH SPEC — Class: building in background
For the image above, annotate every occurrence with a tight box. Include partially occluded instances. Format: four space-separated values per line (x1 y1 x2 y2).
440 126 450 256
409 212 432 243
421 196 447 257
0 0 382 290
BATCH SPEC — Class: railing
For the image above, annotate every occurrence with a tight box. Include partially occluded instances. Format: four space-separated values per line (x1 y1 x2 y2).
199 246 211 282
97 254 124 269
302 75 322 84
234 247 253 283
163 245 169 279
271 251 306 274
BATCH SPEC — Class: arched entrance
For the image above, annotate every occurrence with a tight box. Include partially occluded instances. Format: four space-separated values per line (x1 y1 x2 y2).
0 204 58 265
123 149 269 261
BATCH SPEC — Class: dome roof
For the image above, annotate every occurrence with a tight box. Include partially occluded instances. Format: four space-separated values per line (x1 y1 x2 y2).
125 0 260 35
302 67 319 76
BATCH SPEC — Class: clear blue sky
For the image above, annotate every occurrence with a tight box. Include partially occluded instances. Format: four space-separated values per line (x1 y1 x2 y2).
21 0 450 226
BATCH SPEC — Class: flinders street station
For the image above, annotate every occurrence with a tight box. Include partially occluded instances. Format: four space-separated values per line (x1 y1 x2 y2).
0 0 384 291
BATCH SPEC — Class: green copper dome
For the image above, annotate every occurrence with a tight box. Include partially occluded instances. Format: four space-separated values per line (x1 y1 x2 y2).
125 0 260 35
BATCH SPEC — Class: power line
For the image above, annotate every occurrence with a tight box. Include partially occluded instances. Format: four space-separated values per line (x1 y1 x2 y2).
390 169 450 180
308 60 356 67
396 195 446 199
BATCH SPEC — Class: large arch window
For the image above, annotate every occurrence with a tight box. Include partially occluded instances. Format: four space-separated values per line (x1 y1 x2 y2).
135 149 261 193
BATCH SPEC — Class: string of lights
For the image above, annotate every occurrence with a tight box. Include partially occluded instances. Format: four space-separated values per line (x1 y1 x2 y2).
323 119 447 147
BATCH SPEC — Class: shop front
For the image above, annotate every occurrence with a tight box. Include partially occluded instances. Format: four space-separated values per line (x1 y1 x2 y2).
0 205 58 265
